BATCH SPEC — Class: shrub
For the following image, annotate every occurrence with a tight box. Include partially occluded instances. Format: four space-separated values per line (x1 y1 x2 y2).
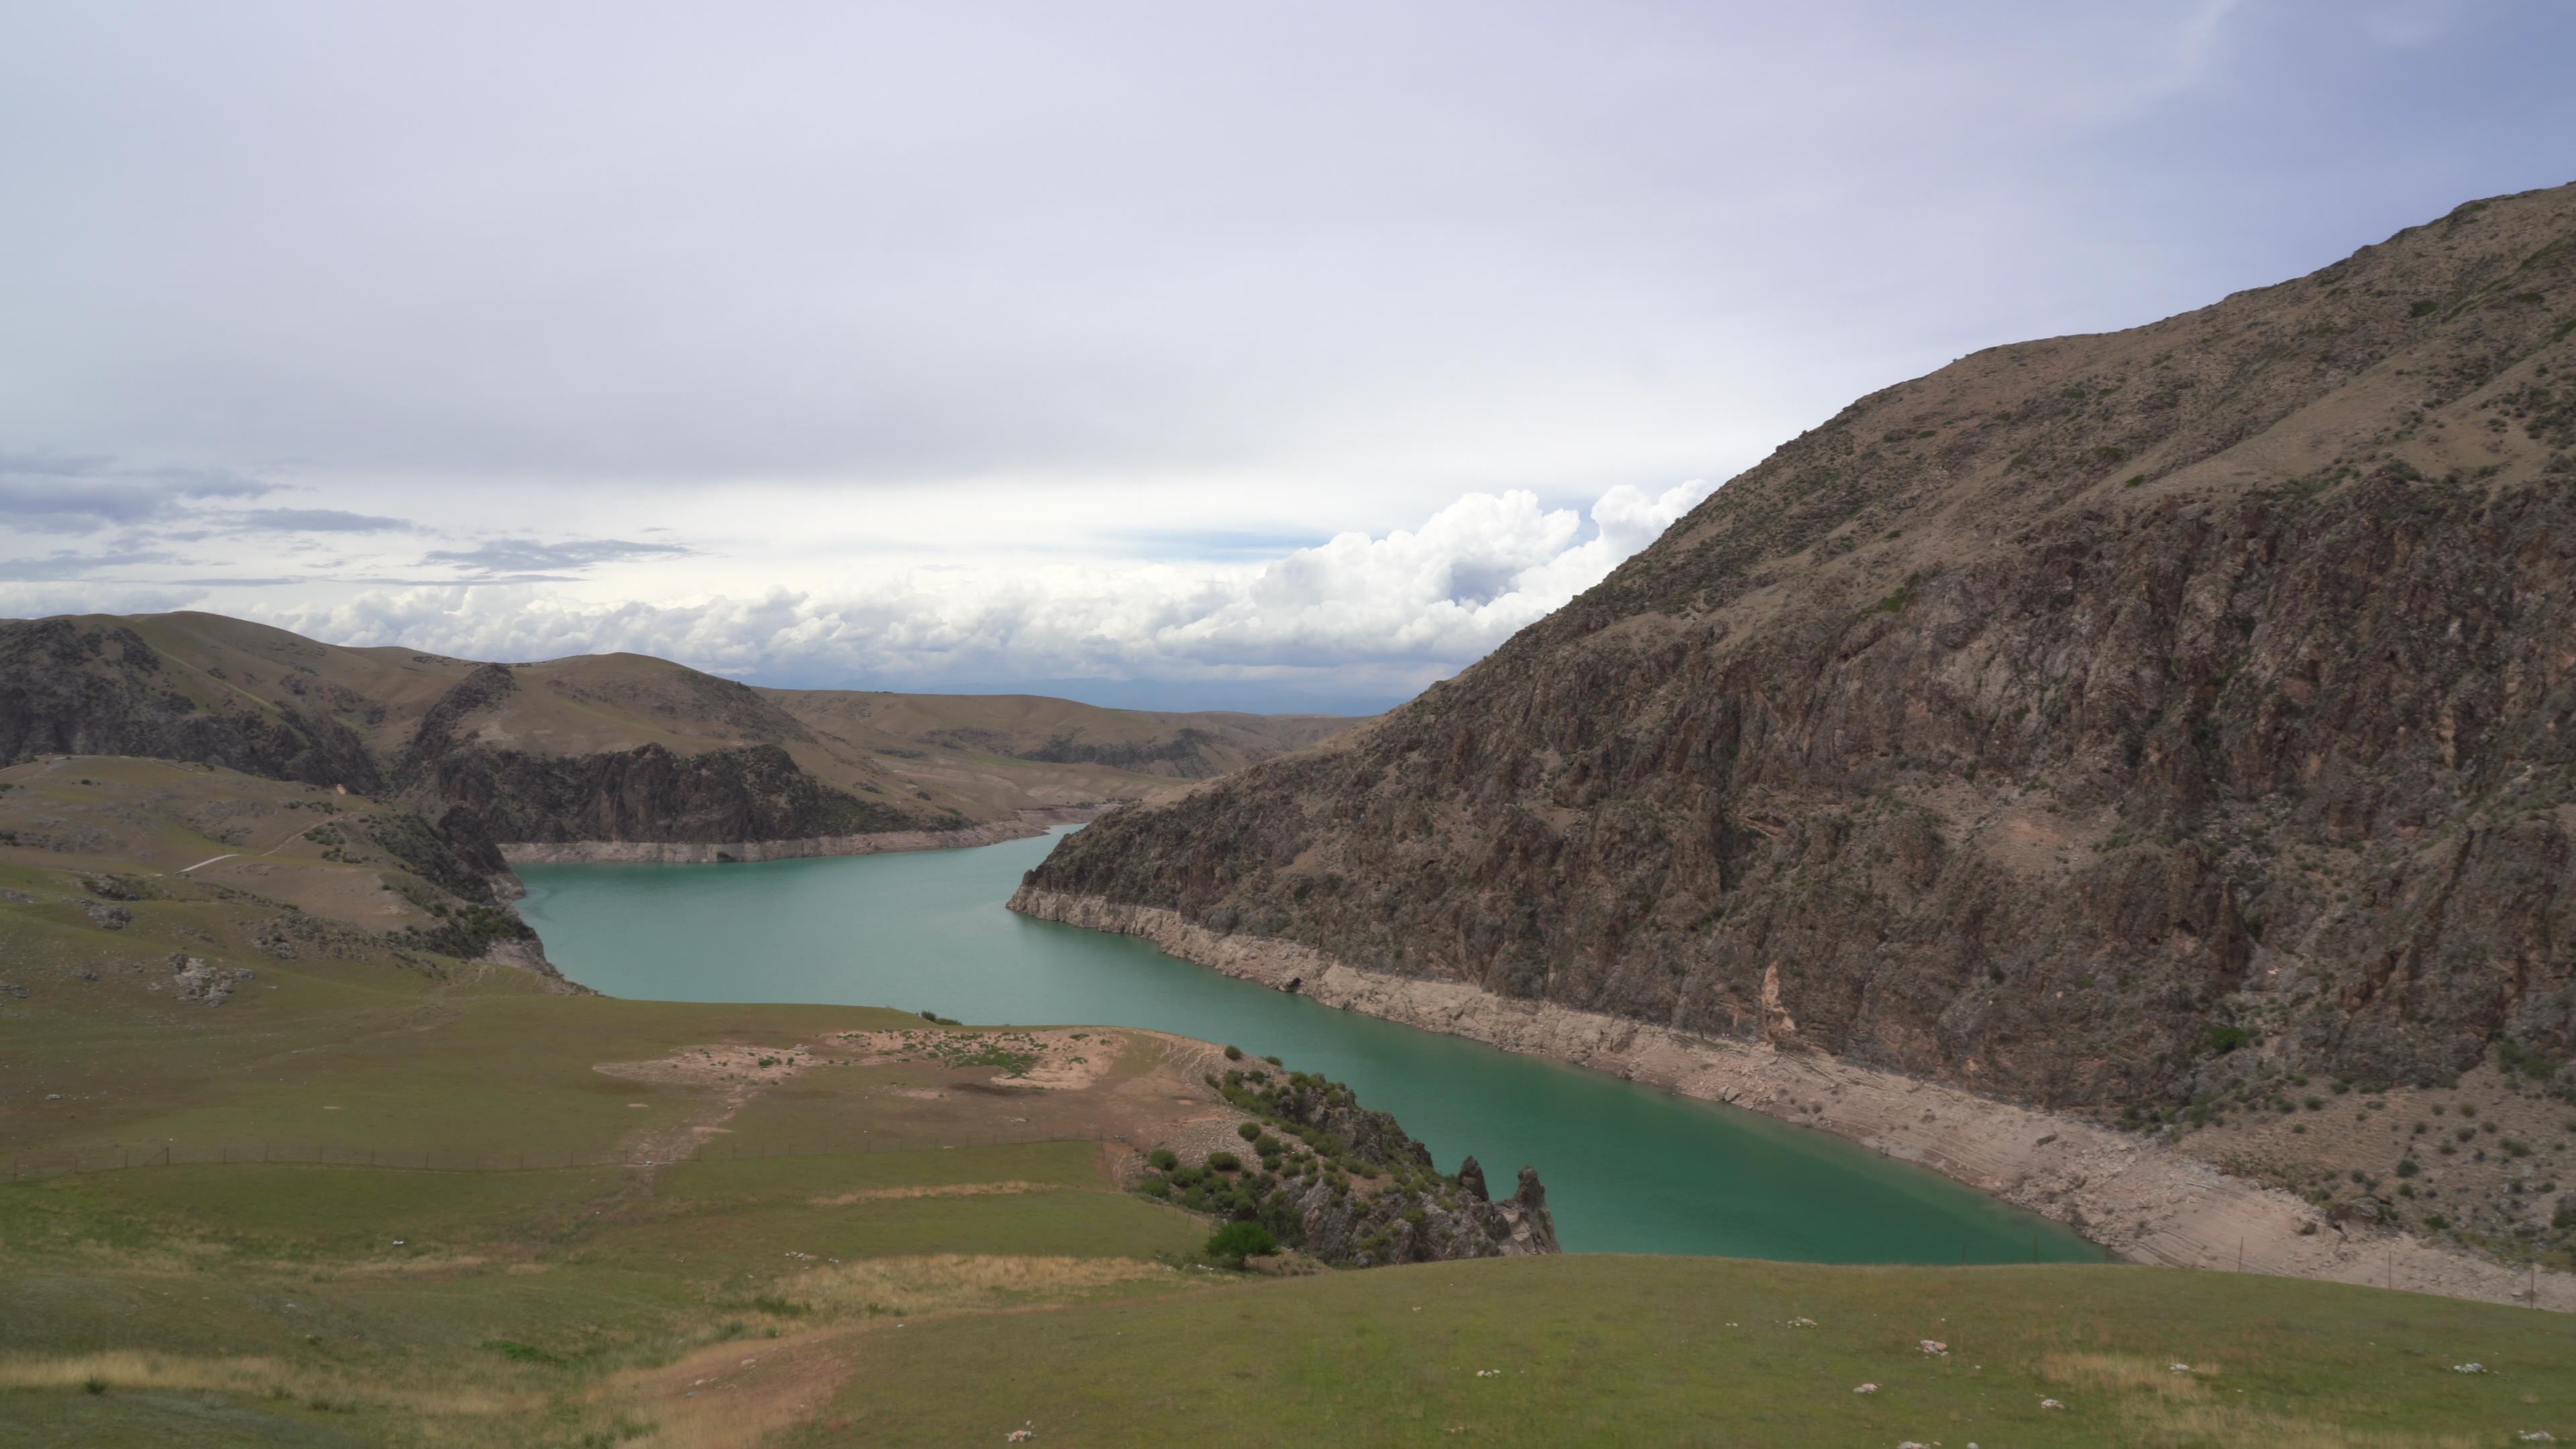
1224 1044 1244 1061
1147 1148 1179 1171
2409 299 2439 317
2396 1159 2420 1178
1207 1151 1242 1173
1236 1122 1262 1142
1205 1221 1278 1265
1264 1055 1283 1066
2206 1024 2250 1054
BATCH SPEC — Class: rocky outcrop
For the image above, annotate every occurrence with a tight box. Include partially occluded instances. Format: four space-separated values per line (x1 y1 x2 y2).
0 619 383 792
170 953 253 1006
1023 184 2576 1121
415 739 932 847
1143 1055 1558 1267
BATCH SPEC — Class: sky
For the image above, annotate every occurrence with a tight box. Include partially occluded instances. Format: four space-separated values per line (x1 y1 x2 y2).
3 2 2571 713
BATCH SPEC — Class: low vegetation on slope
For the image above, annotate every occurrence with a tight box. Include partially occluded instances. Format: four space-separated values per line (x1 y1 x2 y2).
1027 184 2576 1267
0 612 1360 853
3 754 2570 1444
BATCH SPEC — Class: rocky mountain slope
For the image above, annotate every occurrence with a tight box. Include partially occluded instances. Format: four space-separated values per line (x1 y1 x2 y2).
1024 184 2576 1142
0 611 1357 855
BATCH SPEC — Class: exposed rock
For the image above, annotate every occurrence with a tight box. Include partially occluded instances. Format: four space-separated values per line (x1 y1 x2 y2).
1018 882 2572 1309
81 901 132 931
0 619 384 790
170 953 252 1006
1146 1061 1558 1266
1023 182 2576 1118
415 741 932 850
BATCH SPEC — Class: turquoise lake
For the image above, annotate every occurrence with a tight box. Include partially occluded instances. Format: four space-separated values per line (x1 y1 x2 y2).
517 828 2100 1265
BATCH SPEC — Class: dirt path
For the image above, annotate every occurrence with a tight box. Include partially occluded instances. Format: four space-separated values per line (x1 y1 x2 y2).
593 1044 818 1185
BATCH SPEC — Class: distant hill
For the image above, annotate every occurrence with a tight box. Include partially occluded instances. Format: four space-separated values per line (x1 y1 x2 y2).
0 610 1360 854
1021 182 2576 1252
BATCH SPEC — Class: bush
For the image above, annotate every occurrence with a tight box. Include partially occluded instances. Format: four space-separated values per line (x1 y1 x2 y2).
2206 1024 2251 1054
1207 1151 1242 1173
1224 1044 1244 1061
1147 1148 1179 1171
1236 1122 1261 1142
1205 1222 1277 1264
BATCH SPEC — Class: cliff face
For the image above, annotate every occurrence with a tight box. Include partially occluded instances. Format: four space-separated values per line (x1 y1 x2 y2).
417 740 924 844
0 614 1358 849
0 620 384 792
1027 184 2576 1115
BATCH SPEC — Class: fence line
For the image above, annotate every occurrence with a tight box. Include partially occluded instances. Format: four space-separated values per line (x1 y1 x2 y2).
5 1132 1092 1183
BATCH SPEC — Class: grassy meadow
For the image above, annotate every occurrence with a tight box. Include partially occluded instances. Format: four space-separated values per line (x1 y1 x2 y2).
4 756 2573 1446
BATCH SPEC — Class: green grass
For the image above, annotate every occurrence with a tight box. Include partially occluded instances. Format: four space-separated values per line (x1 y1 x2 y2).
790 1255 2576 1448
9 818 2575 1446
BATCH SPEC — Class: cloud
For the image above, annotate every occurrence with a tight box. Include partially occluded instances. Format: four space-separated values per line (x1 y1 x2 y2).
254 480 1716 706
0 548 178 582
0 452 273 534
228 507 413 533
420 537 702 578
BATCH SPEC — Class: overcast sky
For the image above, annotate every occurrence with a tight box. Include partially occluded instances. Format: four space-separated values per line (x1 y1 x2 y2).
4 2 2569 712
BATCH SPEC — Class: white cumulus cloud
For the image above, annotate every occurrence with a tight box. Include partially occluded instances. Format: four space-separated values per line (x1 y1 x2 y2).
248 479 1716 709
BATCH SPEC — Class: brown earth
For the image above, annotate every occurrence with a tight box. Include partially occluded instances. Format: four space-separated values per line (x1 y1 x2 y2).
1024 182 2576 1283
0 610 1360 854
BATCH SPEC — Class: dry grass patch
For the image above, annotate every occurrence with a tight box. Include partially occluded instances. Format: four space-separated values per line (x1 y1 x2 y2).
591 1327 859 1449
804 1180 1048 1206
780 1252 1175 1319
2039 1350 2218 1397
0 1349 535 1417
2102 1399 2488 1449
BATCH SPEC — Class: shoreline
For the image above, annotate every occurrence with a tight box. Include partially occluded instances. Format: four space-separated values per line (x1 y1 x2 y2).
498 811 1103 866
1008 885 2574 1311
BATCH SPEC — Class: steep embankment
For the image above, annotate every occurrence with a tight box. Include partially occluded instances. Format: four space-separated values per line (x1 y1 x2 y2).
0 613 1360 860
1020 183 2576 1294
